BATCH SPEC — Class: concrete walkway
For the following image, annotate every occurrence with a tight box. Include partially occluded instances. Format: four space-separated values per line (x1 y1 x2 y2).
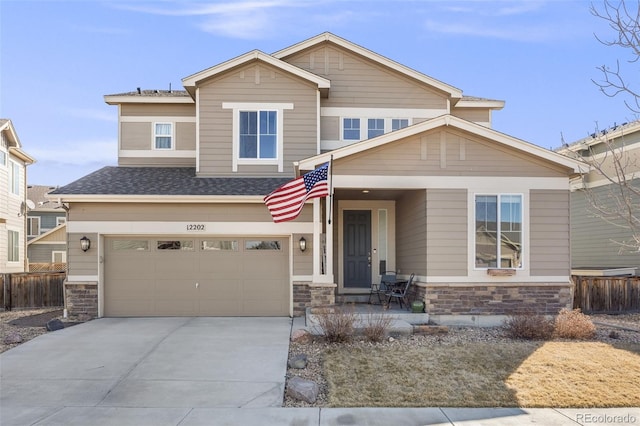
2 317 638 425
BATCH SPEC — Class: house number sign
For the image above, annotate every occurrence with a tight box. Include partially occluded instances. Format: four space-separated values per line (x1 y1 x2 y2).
186 224 206 232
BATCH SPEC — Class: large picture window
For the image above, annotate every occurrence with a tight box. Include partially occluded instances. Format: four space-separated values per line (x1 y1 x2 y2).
239 111 277 159
475 194 523 269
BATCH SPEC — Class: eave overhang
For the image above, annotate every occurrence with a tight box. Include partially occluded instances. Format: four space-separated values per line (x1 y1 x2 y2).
104 95 194 105
454 99 505 110
47 194 268 204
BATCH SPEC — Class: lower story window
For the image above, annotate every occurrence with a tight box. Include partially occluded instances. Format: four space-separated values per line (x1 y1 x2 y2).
475 194 523 268
8 230 19 262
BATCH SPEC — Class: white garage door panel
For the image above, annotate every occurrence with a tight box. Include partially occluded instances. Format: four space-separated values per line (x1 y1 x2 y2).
105 237 289 317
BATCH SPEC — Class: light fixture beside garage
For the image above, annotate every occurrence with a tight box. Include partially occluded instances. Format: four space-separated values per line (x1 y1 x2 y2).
299 236 307 252
80 236 91 252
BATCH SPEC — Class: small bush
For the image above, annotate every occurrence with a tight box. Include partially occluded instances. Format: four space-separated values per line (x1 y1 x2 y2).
503 312 554 340
313 304 357 343
553 308 596 340
362 311 393 343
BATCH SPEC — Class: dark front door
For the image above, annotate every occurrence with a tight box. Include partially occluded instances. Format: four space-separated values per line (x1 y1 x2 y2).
343 210 371 289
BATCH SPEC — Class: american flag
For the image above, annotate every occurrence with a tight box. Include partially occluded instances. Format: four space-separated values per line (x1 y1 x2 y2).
264 163 329 223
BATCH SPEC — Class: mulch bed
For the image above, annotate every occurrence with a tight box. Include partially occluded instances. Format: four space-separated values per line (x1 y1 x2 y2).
8 309 64 327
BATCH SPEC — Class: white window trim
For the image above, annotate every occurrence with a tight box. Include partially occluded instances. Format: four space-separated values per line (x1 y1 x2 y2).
27 216 40 237
52 250 67 263
472 192 526 272
153 122 174 151
223 102 293 172
7 228 20 263
9 160 21 196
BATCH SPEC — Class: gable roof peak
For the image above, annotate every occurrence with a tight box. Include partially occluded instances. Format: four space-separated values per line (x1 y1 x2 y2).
273 32 463 99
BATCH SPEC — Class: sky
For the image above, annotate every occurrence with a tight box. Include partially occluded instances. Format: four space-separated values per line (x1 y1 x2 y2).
1 0 638 187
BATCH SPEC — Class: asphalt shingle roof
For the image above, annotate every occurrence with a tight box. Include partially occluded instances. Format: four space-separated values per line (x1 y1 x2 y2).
49 167 291 197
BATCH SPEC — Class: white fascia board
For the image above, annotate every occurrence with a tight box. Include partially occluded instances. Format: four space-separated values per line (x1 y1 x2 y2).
563 120 640 151
273 32 462 99
182 50 330 89
104 96 194 105
299 115 582 173
51 194 268 203
454 99 505 109
9 147 36 164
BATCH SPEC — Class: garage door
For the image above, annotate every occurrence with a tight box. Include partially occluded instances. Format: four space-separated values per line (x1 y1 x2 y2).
104 237 289 317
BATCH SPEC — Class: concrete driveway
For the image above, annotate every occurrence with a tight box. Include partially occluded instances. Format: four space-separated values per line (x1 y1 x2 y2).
0 317 292 426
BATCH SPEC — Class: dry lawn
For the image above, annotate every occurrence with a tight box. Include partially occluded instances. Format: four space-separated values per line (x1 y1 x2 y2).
323 341 640 408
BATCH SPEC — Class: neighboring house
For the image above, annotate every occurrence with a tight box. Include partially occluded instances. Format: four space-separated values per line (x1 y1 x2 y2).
50 33 581 323
26 185 67 271
0 119 36 273
557 120 640 276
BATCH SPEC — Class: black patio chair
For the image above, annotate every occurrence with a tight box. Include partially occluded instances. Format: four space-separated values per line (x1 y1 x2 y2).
386 273 415 310
369 271 397 304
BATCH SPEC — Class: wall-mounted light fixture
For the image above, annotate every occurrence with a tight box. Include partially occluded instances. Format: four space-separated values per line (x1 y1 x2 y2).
299 236 307 252
80 236 91 252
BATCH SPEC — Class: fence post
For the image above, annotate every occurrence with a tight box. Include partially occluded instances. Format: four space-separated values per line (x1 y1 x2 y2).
3 273 12 311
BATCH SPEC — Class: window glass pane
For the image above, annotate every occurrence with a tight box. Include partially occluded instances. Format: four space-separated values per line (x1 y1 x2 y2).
259 111 277 158
155 123 171 135
201 240 238 251
343 118 360 140
157 240 194 250
10 162 20 195
378 209 388 270
392 119 409 131
368 118 385 138
475 195 498 268
113 240 149 251
500 195 522 268
259 135 276 158
8 230 19 261
155 137 171 149
245 240 281 250
240 111 258 158
0 150 6 166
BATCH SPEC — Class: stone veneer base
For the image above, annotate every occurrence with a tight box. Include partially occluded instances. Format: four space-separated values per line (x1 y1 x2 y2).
64 281 98 321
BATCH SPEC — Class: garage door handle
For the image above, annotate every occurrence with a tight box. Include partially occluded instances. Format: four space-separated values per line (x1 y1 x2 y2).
195 282 199 289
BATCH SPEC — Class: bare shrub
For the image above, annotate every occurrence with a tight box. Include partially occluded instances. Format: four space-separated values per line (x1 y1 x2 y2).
362 311 393 343
503 312 554 340
313 304 357 343
554 308 596 340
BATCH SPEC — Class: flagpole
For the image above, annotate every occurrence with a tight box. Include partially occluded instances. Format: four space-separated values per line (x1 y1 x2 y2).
328 155 334 225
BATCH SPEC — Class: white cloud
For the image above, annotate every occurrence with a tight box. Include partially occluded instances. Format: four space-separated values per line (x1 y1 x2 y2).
423 19 554 42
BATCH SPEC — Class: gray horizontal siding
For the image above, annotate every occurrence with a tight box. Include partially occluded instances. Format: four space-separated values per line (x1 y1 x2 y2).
396 190 427 276
530 190 570 276
426 189 467 276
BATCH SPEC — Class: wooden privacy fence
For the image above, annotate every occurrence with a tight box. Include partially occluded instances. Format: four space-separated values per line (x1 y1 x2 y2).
1 272 65 310
572 275 640 313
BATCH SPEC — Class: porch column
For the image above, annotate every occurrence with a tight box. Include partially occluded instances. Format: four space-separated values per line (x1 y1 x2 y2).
312 198 334 283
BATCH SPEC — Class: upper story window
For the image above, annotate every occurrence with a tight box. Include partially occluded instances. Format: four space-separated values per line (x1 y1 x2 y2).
154 123 173 150
368 119 385 138
240 111 277 159
27 217 40 237
343 118 361 140
223 102 293 173
9 160 20 195
475 194 523 269
0 149 6 167
341 117 412 142
392 119 409 131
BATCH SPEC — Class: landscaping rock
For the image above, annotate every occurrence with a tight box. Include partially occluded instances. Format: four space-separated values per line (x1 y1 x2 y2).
286 376 319 403
291 329 313 344
3 332 23 344
46 318 65 331
288 354 308 369
413 325 449 335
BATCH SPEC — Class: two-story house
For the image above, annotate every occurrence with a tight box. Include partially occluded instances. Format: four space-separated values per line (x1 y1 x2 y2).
26 185 67 272
558 120 640 276
51 33 581 324
0 119 36 273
